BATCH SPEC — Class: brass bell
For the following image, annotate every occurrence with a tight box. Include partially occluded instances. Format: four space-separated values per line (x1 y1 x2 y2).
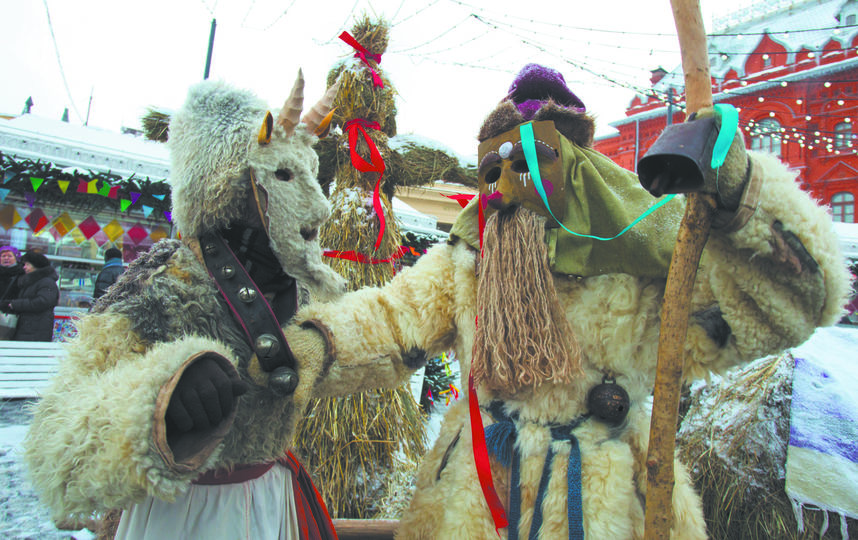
637 115 717 197
587 376 630 426
269 366 299 396
255 333 280 360
238 287 257 303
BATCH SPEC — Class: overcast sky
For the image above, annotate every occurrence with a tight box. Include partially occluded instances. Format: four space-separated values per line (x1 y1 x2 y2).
0 0 751 161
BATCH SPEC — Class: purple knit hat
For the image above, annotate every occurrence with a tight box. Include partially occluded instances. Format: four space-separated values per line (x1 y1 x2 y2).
0 245 20 262
505 64 586 120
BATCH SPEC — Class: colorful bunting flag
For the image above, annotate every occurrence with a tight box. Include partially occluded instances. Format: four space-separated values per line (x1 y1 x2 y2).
25 193 36 207
152 193 166 201
25 208 49 234
30 177 45 192
150 226 168 243
3 171 14 184
164 211 172 222
130 192 141 204
87 179 98 194
98 182 112 197
52 212 76 238
120 199 132 212
103 219 125 242
0 188 9 202
142 205 154 218
77 216 101 239
69 227 87 246
77 179 89 193
57 180 70 194
126 223 148 245
108 185 120 199
0 204 22 230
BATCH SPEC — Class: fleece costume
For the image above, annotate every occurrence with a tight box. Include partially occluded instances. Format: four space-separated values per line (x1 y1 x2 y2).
285 68 851 539
23 76 422 538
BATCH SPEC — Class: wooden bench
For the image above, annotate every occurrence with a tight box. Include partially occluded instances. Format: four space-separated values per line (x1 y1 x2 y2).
0 340 66 399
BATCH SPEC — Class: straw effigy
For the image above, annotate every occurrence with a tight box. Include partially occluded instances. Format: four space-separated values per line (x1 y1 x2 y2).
677 352 858 539
293 15 429 519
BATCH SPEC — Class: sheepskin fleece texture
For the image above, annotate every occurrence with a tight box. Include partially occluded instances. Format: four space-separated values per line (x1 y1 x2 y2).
23 239 408 523
290 152 851 539
168 80 345 300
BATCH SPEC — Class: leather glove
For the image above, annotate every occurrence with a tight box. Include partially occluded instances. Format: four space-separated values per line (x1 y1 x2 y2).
166 354 249 436
686 106 750 212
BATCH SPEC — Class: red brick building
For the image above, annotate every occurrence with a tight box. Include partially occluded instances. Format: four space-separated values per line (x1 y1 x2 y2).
595 0 858 223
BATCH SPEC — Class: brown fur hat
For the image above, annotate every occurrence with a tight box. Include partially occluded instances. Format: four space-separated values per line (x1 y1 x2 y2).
478 64 596 147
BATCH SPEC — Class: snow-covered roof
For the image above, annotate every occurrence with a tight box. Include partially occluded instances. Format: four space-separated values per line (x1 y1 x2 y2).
651 0 858 95
834 221 858 259
0 114 170 181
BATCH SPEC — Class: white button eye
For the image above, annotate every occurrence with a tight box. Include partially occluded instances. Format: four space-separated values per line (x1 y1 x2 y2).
498 141 513 159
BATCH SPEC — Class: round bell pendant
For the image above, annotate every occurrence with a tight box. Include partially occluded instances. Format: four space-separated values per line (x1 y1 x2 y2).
587 376 630 426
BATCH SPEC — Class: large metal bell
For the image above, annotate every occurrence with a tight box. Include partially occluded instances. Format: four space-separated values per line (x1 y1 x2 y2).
637 115 717 197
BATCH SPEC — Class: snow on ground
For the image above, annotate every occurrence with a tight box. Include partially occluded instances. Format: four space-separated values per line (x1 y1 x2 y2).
0 399 94 539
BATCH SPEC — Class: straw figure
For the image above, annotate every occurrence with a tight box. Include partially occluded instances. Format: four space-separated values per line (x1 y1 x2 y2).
293 16 440 519
23 74 428 539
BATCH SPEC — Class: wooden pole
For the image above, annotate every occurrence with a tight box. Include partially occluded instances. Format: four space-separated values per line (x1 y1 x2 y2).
644 1 716 539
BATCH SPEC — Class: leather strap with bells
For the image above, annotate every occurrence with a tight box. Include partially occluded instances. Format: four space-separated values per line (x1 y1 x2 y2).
198 230 299 396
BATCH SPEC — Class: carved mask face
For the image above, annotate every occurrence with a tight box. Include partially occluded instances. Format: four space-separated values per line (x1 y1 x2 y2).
478 120 567 225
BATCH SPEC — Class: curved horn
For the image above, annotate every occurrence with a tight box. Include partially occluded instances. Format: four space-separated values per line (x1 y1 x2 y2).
278 69 305 137
302 75 341 136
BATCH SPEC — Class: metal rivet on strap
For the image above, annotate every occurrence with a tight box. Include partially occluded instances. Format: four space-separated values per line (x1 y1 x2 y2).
237 287 257 302
221 265 235 279
255 333 280 359
204 243 218 256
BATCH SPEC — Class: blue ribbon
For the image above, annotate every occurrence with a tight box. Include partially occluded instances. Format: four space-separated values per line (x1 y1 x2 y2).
485 403 588 540
519 122 676 241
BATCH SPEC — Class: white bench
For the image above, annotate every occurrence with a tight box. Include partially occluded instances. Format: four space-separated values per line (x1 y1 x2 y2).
0 341 66 399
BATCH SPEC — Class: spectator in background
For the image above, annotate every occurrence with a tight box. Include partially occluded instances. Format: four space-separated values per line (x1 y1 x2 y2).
0 245 22 304
1 251 59 341
93 247 124 300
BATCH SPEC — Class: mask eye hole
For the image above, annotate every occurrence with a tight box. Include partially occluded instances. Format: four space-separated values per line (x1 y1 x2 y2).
275 168 293 182
511 159 529 173
484 167 501 184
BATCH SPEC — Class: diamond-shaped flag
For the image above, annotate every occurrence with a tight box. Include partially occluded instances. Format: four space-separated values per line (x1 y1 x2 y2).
0 188 9 202
77 216 101 239
120 199 132 212
30 177 45 191
52 212 76 238
92 229 110 246
103 219 125 242
57 180 70 194
69 226 87 245
150 226 168 243
126 223 148 244
0 204 22 229
26 208 49 233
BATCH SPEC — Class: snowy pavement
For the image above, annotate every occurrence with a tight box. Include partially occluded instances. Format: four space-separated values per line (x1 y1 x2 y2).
0 399 95 539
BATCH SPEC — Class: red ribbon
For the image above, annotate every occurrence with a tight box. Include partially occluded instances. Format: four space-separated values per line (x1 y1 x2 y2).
343 118 386 251
339 31 384 88
468 372 509 534
445 193 476 209
323 246 407 264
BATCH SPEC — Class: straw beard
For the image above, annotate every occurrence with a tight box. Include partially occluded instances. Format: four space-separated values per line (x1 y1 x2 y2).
471 206 584 398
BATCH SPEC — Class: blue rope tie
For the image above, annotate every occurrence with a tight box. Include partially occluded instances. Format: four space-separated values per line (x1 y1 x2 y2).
484 403 589 540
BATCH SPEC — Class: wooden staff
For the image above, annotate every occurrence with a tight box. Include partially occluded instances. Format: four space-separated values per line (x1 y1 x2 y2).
644 1 716 538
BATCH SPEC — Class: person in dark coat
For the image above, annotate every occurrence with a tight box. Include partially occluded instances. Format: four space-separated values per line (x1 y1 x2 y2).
93 247 124 300
0 245 23 304
1 251 59 341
